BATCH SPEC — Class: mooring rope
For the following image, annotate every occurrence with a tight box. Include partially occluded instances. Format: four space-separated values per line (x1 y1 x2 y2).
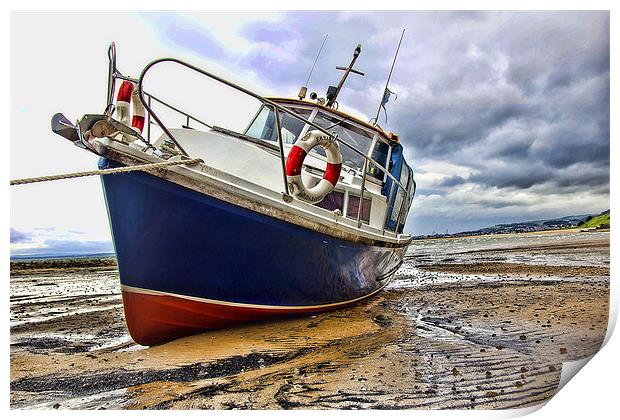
10 158 203 186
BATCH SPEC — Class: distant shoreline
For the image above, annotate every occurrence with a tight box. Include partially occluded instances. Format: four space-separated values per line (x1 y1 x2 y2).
10 255 118 276
412 227 609 241
9 252 116 262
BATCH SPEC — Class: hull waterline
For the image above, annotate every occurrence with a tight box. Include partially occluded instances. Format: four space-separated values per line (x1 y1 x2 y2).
121 285 389 345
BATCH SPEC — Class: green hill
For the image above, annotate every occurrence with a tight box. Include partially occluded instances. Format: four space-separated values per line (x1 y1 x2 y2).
578 211 610 229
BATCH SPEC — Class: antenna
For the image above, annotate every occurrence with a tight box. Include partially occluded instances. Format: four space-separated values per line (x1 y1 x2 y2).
298 34 328 100
305 34 328 87
373 29 405 124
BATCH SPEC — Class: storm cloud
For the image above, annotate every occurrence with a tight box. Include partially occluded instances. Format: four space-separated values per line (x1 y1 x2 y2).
147 11 609 235
10 228 31 243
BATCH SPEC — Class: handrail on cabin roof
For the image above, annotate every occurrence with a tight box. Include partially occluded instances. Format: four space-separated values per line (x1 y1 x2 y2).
266 97 393 142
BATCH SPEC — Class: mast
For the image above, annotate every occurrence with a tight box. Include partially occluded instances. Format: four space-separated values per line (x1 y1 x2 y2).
326 44 364 107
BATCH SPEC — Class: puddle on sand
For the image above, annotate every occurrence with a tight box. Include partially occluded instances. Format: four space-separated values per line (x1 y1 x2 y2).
18 389 131 410
408 230 609 267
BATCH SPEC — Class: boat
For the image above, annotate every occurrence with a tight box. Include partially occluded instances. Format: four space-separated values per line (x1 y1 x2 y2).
51 43 416 345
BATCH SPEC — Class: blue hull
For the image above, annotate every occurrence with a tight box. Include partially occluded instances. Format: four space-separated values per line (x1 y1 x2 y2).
99 158 406 343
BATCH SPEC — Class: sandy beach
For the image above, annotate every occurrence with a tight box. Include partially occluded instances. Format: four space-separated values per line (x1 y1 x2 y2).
10 230 609 409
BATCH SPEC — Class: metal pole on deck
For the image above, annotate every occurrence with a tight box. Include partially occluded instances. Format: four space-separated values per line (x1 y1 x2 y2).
274 106 292 201
373 29 405 124
147 95 152 144
356 160 369 227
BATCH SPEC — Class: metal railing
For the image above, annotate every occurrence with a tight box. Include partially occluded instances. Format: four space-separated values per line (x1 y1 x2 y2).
105 44 410 234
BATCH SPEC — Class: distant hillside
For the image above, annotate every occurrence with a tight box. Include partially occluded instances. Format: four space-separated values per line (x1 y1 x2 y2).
414 209 609 239
577 211 610 229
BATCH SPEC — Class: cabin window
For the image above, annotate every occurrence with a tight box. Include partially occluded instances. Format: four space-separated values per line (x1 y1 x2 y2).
245 106 312 144
347 194 371 224
312 112 374 172
368 140 389 181
390 163 411 227
404 169 415 217
316 191 344 212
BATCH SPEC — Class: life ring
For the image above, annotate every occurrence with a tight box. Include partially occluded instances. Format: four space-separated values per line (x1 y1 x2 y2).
285 130 343 204
115 80 145 134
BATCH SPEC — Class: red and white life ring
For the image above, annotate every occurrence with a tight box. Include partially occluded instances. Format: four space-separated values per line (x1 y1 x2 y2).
115 80 145 134
285 130 343 204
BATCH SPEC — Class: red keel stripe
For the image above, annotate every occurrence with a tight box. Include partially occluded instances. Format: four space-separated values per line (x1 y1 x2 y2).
122 289 344 345
132 115 145 133
285 145 307 176
324 162 342 186
117 80 134 103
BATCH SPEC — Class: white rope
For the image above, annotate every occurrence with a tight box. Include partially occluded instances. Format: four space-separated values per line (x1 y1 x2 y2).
10 158 203 186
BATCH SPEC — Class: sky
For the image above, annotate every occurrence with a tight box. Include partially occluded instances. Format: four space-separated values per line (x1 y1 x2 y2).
10 11 610 256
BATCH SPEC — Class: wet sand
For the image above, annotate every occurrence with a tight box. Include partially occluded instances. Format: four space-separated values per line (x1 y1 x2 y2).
10 231 609 409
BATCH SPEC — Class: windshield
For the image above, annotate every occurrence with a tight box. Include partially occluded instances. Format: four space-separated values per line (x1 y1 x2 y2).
312 112 374 172
245 106 312 144
246 106 390 182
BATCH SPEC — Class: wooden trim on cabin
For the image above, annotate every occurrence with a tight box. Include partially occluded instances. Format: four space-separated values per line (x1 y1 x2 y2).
266 97 393 142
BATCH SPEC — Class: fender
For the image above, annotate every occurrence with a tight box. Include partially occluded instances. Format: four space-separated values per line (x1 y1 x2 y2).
115 80 145 134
